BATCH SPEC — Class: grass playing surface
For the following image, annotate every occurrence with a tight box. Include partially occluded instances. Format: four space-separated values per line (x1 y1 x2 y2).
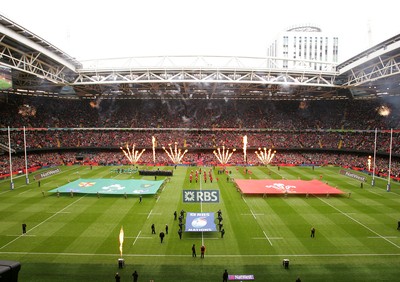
1 165 400 281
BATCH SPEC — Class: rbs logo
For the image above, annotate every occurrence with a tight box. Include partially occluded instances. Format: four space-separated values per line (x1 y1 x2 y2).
183 190 219 203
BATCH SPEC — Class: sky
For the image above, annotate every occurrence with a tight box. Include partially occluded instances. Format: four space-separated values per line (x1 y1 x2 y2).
2 0 399 63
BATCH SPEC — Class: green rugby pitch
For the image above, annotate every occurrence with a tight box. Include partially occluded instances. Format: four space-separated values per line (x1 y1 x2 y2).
1 165 400 282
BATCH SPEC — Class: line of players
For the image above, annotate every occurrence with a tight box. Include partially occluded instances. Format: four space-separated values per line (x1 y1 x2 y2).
189 168 218 183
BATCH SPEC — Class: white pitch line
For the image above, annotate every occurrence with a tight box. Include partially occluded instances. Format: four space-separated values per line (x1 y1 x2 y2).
250 209 257 220
243 194 275 247
263 231 273 246
0 177 30 195
252 237 283 240
0 166 80 195
18 190 30 195
368 236 398 239
147 210 153 219
3 251 399 258
366 189 383 196
317 196 400 249
138 213 161 215
0 195 86 250
241 197 257 219
6 235 36 237
125 236 152 239
0 188 16 195
241 213 264 216
132 231 142 246
185 237 220 240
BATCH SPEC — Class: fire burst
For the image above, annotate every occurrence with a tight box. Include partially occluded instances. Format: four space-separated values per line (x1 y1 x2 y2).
367 155 372 171
255 148 276 165
162 142 188 164
152 136 156 164
120 144 146 165
119 226 124 257
243 135 248 163
213 146 236 165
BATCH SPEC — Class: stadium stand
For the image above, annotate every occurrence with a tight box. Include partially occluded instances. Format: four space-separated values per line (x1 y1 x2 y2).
0 96 399 181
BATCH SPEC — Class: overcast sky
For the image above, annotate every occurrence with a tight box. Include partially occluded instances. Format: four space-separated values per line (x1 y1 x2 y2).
2 0 399 63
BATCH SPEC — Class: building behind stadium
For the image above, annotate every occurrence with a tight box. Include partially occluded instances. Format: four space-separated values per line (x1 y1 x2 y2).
267 24 339 70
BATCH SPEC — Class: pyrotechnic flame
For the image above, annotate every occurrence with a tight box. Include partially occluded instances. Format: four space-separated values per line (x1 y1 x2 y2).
119 226 124 257
120 144 146 165
162 142 188 164
367 155 372 171
213 145 236 165
255 148 276 165
243 135 248 163
152 136 156 164
376 105 390 116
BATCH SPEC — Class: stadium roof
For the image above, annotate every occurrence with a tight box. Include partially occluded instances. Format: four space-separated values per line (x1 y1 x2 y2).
1 14 399 101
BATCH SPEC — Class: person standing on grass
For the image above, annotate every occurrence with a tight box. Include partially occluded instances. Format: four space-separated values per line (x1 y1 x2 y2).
139 195 142 203
192 244 196 257
200 245 206 258
221 229 225 238
115 272 121 282
151 224 156 234
165 224 168 234
22 223 27 234
132 270 139 282
159 231 165 243
178 228 182 239
311 227 315 238
223 269 228 282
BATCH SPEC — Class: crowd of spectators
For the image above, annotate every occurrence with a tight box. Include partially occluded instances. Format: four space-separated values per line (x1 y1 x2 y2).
1 95 400 130
0 130 398 155
1 95 400 179
1 151 398 180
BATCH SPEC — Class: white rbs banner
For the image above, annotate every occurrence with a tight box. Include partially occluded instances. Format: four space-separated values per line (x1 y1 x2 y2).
183 190 219 203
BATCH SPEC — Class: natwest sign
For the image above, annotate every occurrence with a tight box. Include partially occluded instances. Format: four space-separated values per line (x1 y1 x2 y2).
228 274 255 280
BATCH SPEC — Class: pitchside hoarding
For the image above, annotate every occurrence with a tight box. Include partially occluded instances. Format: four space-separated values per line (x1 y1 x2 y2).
34 168 61 180
339 169 366 182
228 274 255 280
